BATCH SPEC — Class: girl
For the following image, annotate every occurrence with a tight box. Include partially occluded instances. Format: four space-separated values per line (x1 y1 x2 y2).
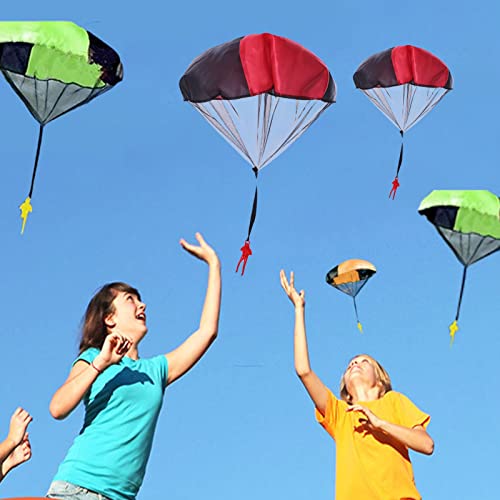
46 233 221 500
280 270 433 500
0 407 32 483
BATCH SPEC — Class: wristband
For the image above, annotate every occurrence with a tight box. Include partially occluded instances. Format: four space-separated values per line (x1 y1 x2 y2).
91 360 103 374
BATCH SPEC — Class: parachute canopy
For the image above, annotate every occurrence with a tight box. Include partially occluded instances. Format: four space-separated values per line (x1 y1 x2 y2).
418 190 500 343
0 21 123 232
354 45 452 198
180 33 335 273
326 259 376 332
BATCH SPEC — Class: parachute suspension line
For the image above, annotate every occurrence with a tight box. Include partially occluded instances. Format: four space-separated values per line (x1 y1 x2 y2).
389 130 404 200
236 168 258 276
353 296 363 333
20 124 45 234
449 265 468 346
29 124 45 198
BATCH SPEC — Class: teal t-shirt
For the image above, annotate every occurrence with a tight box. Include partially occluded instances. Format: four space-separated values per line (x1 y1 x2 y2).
53 348 168 500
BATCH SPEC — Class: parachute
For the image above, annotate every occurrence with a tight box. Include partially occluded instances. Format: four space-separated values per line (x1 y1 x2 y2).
180 33 336 274
354 45 452 198
0 21 123 232
418 190 500 344
326 259 376 333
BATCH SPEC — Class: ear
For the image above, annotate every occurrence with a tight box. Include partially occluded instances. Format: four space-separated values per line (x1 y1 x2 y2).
104 312 116 329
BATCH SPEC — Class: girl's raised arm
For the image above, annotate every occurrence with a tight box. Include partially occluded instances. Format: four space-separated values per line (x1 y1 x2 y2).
165 233 221 385
280 270 329 415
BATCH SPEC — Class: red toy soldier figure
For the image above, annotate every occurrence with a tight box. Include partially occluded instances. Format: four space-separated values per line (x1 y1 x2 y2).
389 177 400 200
236 240 252 276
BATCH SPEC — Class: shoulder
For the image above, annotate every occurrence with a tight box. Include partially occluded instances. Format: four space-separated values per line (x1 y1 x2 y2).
73 347 100 365
137 355 169 386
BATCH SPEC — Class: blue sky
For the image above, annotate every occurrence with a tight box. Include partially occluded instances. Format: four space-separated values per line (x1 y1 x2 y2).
1 1 499 499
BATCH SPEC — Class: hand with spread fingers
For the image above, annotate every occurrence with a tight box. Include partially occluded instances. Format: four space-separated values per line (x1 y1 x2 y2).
280 270 305 309
180 232 219 267
346 404 384 430
94 332 132 371
8 407 33 448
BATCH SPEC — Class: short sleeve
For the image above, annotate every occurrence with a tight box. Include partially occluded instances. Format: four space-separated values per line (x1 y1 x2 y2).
157 355 169 389
315 389 343 439
73 347 100 366
393 392 431 430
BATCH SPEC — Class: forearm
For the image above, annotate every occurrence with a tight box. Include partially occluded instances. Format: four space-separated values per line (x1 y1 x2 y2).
293 306 329 413
377 421 434 455
49 363 100 419
0 438 16 466
294 305 311 376
166 259 221 384
198 259 221 336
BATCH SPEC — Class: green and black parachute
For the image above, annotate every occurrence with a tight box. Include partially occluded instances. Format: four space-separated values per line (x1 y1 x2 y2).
0 21 122 232
419 190 500 344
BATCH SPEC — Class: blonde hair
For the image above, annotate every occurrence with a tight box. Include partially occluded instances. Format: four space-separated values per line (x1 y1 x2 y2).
339 354 392 403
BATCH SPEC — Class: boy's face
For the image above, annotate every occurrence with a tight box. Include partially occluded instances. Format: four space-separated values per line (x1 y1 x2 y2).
344 355 378 390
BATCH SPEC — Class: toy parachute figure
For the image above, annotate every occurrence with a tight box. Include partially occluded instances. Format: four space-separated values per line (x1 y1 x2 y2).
0 21 123 233
418 190 500 344
180 33 336 274
353 46 452 198
326 259 376 332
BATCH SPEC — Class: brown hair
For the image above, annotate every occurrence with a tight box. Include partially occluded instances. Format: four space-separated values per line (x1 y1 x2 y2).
339 354 392 403
79 282 141 354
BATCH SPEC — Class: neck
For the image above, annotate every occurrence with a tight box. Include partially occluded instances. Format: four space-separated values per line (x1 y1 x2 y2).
349 384 380 403
126 344 140 360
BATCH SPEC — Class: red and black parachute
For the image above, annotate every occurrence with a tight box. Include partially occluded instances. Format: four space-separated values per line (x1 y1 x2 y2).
354 45 452 198
180 33 336 274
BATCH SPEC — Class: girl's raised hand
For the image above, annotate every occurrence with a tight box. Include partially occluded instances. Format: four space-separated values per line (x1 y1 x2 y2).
8 408 32 447
94 332 132 371
280 270 305 308
180 233 219 266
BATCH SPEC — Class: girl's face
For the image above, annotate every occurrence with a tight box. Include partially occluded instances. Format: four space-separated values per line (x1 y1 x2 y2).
343 355 379 390
106 291 147 341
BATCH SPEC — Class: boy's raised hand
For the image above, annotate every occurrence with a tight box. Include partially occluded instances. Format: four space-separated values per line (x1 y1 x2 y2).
280 270 305 308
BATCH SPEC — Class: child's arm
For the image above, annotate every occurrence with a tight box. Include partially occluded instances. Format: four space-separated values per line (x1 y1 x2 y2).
166 233 221 385
346 404 434 455
0 408 32 482
49 333 132 419
280 270 329 415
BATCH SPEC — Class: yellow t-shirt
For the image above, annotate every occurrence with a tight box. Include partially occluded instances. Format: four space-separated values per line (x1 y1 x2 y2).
316 390 430 500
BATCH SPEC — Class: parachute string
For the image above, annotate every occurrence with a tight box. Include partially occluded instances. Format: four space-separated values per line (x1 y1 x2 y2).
246 168 259 241
353 296 363 333
44 82 70 124
236 168 258 276
455 265 468 322
466 234 486 266
28 124 45 198
449 265 468 346
262 101 329 168
389 130 404 199
395 130 404 177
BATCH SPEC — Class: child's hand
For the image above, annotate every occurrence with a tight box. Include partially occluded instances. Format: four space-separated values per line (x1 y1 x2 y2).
280 270 305 308
1 432 32 477
346 405 383 430
180 233 219 266
8 408 32 447
93 332 132 371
